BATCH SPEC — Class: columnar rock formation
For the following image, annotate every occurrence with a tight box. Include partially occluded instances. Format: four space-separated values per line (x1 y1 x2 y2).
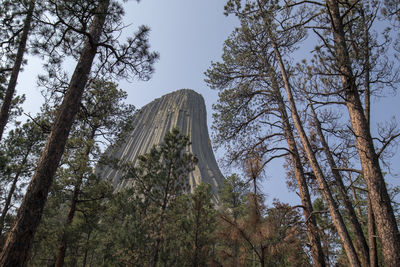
96 89 223 200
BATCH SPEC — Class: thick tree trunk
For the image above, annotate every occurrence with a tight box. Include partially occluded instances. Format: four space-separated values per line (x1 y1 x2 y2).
271 35 361 266
55 130 95 267
268 72 325 267
308 99 370 267
0 0 35 141
0 1 110 266
325 1 400 266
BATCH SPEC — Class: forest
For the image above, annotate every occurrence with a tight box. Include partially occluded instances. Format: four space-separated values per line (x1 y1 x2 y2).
0 0 400 266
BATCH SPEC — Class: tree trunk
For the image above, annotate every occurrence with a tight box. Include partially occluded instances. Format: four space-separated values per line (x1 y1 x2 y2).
349 174 364 226
233 209 239 267
0 1 110 265
270 33 361 266
267 69 326 267
361 11 378 266
0 148 31 236
0 0 35 141
152 167 172 267
325 1 400 266
367 198 378 267
55 130 95 267
260 248 265 267
192 204 200 267
307 98 370 267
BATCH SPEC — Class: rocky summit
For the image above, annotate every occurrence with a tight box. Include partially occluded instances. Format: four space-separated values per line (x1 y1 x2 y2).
96 89 223 201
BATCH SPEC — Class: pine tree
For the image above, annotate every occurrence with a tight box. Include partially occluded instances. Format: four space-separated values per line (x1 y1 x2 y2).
124 128 197 266
0 119 46 238
206 1 326 264
53 79 134 267
90 129 197 266
186 183 217 267
217 174 249 266
0 0 157 264
0 0 36 140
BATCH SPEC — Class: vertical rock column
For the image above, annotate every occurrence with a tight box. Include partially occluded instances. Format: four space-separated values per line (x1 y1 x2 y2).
96 89 223 200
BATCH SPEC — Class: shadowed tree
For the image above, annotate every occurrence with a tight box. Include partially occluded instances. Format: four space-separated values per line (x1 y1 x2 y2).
0 0 158 265
0 0 36 140
122 128 197 266
218 174 249 266
54 79 135 267
0 119 46 238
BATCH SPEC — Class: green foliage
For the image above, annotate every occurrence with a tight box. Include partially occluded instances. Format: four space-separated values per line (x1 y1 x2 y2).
313 198 340 265
125 127 198 207
216 173 310 266
183 183 217 266
94 188 152 266
28 78 135 265
29 174 113 267
27 127 313 266
88 129 209 266
220 174 249 218
0 119 47 237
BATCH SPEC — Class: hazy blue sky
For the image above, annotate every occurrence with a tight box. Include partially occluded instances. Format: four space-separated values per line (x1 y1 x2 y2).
16 0 400 205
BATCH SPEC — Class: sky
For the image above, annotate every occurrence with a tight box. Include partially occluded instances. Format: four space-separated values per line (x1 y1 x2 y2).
16 0 400 205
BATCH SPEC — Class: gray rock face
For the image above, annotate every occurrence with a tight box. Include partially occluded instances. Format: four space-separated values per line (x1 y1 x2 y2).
96 89 223 200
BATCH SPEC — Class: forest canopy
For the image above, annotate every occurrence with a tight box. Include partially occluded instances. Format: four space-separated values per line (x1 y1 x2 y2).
0 0 399 266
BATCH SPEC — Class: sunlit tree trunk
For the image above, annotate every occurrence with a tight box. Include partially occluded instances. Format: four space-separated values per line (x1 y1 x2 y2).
270 32 361 266
307 98 370 267
360 9 378 266
266 69 326 267
325 1 400 265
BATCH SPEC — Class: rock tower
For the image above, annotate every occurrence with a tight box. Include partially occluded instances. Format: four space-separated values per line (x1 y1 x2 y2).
96 89 223 200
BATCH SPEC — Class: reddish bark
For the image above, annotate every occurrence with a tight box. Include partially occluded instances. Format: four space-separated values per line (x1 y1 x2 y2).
0 1 110 265
325 1 400 265
55 130 95 267
308 99 370 267
268 72 326 267
0 0 36 140
270 32 361 266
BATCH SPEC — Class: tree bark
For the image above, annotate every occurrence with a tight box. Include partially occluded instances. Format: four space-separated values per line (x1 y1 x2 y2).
367 198 378 267
254 2 325 265
0 0 35 141
0 147 31 236
54 182 81 267
307 98 370 267
270 33 361 266
0 1 110 265
325 1 400 266
267 70 326 267
55 129 95 267
360 11 378 266
151 165 172 267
